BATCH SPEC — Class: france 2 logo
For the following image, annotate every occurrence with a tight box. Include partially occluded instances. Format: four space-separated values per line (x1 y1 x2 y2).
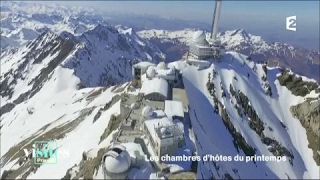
286 16 296 31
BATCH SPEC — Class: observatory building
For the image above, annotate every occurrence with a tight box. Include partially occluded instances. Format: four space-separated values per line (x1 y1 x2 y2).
141 106 185 162
188 0 224 60
140 77 169 101
132 61 178 90
102 144 132 179
188 30 215 60
132 61 155 88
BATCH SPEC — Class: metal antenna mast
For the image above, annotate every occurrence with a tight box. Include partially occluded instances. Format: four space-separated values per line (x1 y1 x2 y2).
210 0 218 39
210 0 222 43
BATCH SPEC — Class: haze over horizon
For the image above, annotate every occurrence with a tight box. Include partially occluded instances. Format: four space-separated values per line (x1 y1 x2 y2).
11 0 320 50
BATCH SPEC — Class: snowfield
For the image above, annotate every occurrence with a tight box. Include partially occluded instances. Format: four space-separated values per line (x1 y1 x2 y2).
178 52 319 179
1 48 319 179
0 64 120 177
1 1 319 179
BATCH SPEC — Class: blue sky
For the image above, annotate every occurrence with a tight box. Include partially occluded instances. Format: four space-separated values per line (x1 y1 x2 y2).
36 1 319 31
41 1 318 24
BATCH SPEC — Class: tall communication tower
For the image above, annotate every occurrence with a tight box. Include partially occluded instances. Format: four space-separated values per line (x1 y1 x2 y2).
208 0 224 59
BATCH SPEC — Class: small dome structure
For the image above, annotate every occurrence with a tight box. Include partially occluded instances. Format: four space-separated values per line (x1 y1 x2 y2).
160 127 167 135
192 30 208 46
104 144 131 175
159 125 171 138
130 102 138 109
157 62 167 69
146 67 156 78
168 67 175 74
142 106 153 118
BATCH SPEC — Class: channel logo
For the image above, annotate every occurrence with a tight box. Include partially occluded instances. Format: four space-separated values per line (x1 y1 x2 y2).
286 16 297 31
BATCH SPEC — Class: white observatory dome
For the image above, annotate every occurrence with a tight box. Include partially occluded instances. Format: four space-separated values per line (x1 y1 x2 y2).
130 102 138 109
192 30 208 45
159 124 171 138
160 127 168 135
157 62 167 70
142 106 153 118
104 144 131 174
146 67 156 78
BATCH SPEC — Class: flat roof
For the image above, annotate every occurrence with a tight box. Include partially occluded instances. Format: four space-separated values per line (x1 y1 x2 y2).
190 43 213 49
156 69 175 76
133 61 155 68
165 100 184 119
153 110 166 118
144 117 173 141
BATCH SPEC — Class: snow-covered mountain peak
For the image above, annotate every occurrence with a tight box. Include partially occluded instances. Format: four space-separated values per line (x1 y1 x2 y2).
21 30 62 55
0 22 164 118
138 28 319 81
122 27 134 35
218 29 267 50
1 1 93 17
227 29 251 41
229 29 248 36
82 24 112 39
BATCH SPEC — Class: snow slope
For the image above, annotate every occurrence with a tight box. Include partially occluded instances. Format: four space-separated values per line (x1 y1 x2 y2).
0 64 119 177
0 65 157 179
1 47 319 179
178 52 319 179
0 23 164 113
1 1 319 179
0 11 165 178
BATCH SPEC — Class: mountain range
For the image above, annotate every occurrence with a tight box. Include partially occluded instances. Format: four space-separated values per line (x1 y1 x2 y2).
1 1 319 180
138 29 320 82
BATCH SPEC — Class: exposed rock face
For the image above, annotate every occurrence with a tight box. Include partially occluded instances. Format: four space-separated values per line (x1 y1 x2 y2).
277 70 320 97
290 99 320 165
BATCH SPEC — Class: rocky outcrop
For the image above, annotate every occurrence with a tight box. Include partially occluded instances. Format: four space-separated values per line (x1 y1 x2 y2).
290 98 320 165
206 73 256 157
277 70 320 97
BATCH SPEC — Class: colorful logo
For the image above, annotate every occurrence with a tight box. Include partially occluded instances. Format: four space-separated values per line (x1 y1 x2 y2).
34 141 57 164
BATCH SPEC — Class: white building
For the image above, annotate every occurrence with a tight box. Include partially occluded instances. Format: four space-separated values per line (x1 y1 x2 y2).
140 77 169 101
141 106 154 119
102 144 132 179
157 62 167 69
188 31 211 59
141 106 166 120
188 30 224 60
132 61 156 77
187 0 224 60
186 58 211 69
132 61 156 87
153 110 167 118
143 117 185 161
164 100 184 121
146 63 178 83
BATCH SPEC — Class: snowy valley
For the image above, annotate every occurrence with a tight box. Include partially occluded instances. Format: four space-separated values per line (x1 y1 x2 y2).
1 1 320 180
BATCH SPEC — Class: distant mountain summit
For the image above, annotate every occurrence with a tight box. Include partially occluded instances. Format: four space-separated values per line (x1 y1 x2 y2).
138 29 320 82
0 23 164 115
